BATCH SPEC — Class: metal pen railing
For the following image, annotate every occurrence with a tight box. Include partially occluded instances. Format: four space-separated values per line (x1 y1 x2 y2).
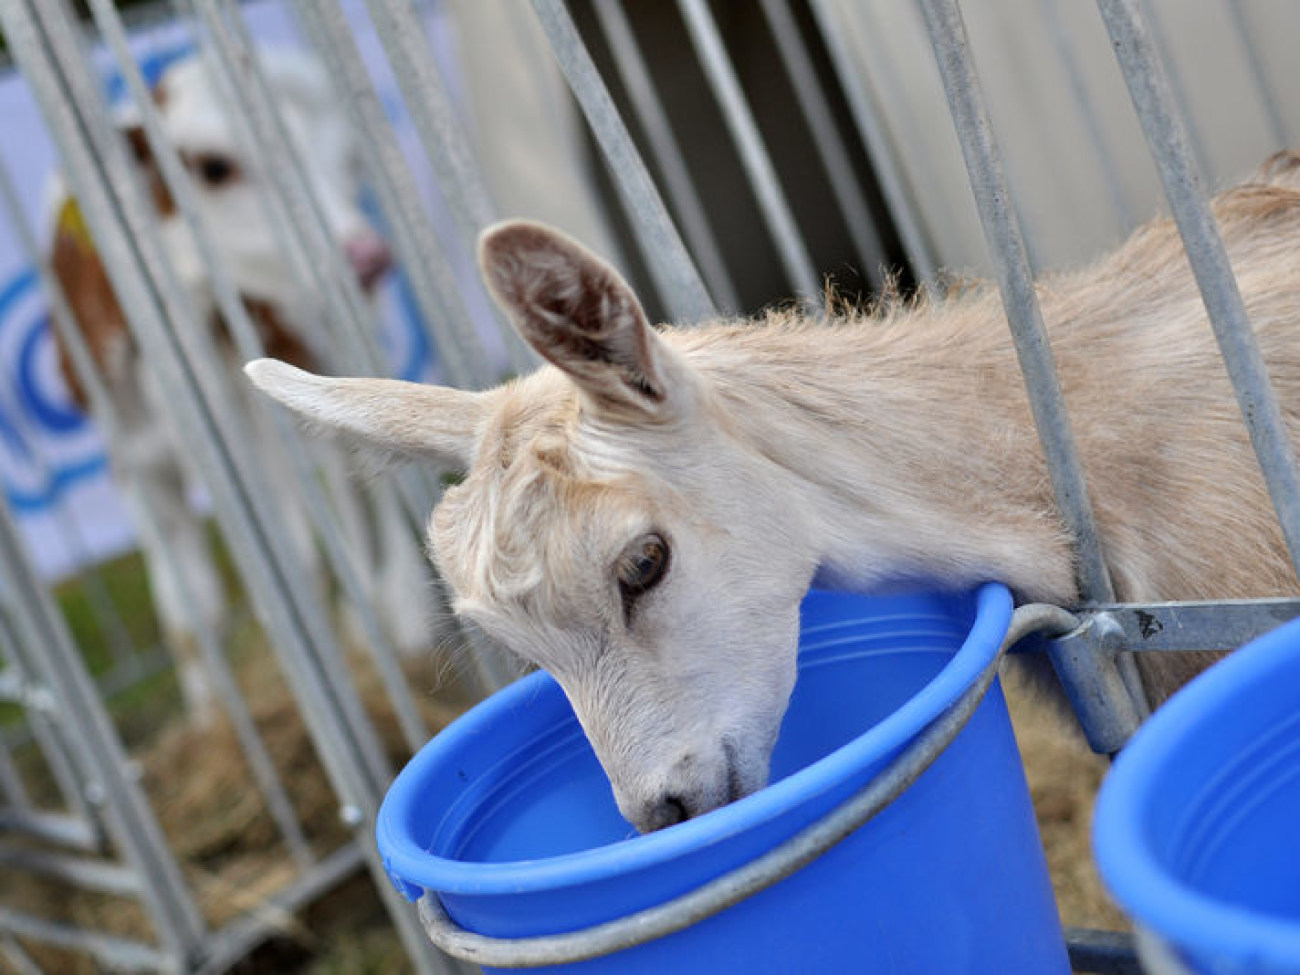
2 0 1298 971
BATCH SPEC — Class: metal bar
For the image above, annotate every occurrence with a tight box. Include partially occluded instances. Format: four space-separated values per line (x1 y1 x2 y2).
1136 0 1212 178
193 842 363 975
590 0 741 313
8 0 383 875
11 7 458 969
187 0 390 380
1065 927 1142 974
287 1 521 696
1097 0 1300 578
1072 598 1300 655
1039 0 1134 227
0 733 30 810
0 843 144 897
1223 0 1289 148
0 610 101 839
530 0 716 324
355 0 533 380
0 907 171 974
676 0 821 303
418 602 1077 967
181 0 452 532
0 934 43 975
0 808 99 852
92 0 431 767
758 0 887 287
917 0 1149 734
810 0 938 288
917 0 1116 605
0 386 201 969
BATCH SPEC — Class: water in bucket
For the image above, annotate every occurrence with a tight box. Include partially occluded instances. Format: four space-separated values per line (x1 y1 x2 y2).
379 584 1069 973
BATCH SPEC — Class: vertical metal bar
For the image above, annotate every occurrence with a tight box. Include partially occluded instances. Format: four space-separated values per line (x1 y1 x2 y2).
1135 0 1212 178
590 0 741 313
189 0 390 378
758 0 887 287
293 0 517 385
89 0 433 757
0 934 43 975
355 0 534 379
0 605 101 846
530 0 717 324
1040 0 1134 227
0 436 201 965
676 0 821 302
918 0 1117 605
808 0 939 288
21 0 382 839
7 6 457 970
0 731 29 810
1223 0 1289 148
1097 0 1300 577
200 0 468 525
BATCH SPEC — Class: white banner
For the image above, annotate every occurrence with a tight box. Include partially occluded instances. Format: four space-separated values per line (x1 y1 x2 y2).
0 0 495 579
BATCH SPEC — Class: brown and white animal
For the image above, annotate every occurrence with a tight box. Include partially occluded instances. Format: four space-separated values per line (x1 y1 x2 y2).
247 151 1300 832
51 49 433 725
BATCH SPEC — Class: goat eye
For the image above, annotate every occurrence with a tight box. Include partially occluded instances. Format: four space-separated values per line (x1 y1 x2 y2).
617 534 670 603
193 153 238 187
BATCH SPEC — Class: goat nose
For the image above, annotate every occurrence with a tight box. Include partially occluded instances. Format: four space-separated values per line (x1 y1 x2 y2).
639 794 691 833
344 231 393 291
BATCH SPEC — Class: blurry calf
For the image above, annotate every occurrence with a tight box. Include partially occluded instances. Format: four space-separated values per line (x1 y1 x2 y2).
49 49 433 725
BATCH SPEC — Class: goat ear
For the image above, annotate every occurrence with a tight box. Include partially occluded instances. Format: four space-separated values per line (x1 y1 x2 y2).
244 359 485 469
478 220 675 416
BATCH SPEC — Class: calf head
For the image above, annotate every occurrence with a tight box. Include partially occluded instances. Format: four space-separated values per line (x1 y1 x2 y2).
248 222 820 833
52 48 392 402
151 50 390 312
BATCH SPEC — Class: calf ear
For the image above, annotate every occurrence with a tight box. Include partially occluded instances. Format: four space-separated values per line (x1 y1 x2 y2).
244 359 487 469
121 125 176 217
478 221 681 418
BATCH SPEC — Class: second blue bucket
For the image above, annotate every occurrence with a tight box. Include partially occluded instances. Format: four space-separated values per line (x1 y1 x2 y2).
379 584 1069 973
1094 612 1300 973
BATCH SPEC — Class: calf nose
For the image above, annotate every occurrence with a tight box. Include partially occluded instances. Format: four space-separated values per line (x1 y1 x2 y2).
344 230 393 291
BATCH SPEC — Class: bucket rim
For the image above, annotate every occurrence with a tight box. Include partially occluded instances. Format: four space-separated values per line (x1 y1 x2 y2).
378 582 1013 898
1093 614 1300 966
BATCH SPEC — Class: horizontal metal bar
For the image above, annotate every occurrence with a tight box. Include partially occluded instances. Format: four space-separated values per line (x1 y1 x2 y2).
0 843 143 896
1065 926 1142 974
0 808 101 852
194 842 364 975
1080 598 1300 654
0 906 172 973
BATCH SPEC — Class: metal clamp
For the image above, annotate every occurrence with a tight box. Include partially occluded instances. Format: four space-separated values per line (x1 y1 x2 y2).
417 603 1079 968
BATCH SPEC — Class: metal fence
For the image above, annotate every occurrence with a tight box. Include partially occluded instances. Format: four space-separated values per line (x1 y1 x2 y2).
0 0 1296 972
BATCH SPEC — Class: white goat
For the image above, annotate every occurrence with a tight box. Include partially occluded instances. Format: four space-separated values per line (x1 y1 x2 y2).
51 49 433 725
247 151 1300 832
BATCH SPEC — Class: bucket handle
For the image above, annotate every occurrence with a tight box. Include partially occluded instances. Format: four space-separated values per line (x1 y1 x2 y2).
418 603 1080 969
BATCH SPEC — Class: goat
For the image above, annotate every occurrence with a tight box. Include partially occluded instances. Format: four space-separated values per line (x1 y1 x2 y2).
246 150 1300 832
51 48 434 725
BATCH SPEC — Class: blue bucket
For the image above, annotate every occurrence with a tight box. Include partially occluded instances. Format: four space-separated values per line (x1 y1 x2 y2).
379 584 1069 973
1094 614 1300 974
